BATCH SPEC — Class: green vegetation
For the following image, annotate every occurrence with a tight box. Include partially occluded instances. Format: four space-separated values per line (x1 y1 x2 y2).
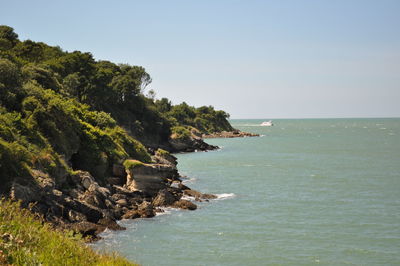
155 148 170 157
0 24 235 263
154 100 234 134
170 126 192 141
123 159 145 170
0 24 233 186
0 199 135 265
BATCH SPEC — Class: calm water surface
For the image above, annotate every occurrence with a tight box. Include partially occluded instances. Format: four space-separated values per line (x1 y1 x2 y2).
94 118 400 265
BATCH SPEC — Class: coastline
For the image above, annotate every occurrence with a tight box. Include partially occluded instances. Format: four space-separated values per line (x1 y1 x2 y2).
77 130 256 240
203 130 259 139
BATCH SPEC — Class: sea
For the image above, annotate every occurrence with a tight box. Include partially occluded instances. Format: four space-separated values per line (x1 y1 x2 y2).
93 118 400 265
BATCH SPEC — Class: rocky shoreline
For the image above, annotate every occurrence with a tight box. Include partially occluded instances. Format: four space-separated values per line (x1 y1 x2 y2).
203 130 259 139
8 130 253 241
11 149 216 241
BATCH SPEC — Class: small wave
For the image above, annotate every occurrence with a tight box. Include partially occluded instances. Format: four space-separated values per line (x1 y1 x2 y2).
181 194 196 201
182 177 196 184
155 207 174 216
380 127 387 130
215 193 235 200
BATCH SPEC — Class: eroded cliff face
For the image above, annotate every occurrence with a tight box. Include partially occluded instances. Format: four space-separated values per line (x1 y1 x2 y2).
7 151 215 240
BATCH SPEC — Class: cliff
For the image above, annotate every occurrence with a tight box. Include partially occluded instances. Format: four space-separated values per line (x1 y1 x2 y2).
0 25 238 241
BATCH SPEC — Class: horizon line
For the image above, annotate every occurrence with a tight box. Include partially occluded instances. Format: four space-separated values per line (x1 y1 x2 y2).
230 116 400 120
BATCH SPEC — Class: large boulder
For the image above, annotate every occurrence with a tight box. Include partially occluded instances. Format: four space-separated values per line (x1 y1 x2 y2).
124 161 175 196
172 199 197 210
152 189 177 207
137 201 155 218
184 189 217 201
68 221 103 239
9 182 41 205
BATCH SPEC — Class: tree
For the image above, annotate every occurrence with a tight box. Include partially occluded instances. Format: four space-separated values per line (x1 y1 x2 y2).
155 98 172 113
0 25 19 50
0 58 21 89
13 40 47 62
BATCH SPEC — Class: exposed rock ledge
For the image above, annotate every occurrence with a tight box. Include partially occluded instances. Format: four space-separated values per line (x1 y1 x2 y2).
8 152 216 241
203 130 259 139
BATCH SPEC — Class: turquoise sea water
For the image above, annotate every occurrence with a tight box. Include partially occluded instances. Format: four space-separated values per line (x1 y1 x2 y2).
94 118 400 265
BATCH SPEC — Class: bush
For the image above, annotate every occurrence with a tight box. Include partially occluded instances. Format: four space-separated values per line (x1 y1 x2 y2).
170 126 191 141
123 159 144 170
0 199 135 265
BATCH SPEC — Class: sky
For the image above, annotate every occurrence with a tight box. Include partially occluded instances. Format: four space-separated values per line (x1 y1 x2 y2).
1 0 400 118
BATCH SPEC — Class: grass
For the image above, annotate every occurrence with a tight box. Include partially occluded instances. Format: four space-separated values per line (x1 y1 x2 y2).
123 159 144 170
155 148 170 157
0 199 136 265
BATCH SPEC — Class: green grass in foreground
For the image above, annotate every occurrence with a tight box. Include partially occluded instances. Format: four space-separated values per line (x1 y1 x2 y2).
0 199 136 265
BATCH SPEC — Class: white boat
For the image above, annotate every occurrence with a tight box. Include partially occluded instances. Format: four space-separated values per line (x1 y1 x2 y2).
260 120 273 126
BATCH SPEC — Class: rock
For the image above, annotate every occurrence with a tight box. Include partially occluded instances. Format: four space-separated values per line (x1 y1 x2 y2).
178 183 191 190
97 186 111 198
52 189 63 197
83 193 107 209
184 189 217 200
97 217 125 231
152 149 178 168
152 189 177 207
203 130 259 139
104 199 115 209
106 177 124 186
172 199 197 210
137 201 155 218
201 193 217 200
68 210 87 222
115 199 128 207
88 183 100 193
69 221 103 238
111 185 138 196
64 200 103 224
169 137 218 152
112 164 126 177
111 193 127 202
121 210 140 219
80 173 95 190
125 163 175 196
10 182 41 205
67 188 83 199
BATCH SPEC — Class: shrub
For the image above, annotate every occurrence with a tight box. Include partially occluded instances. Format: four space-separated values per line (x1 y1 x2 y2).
123 159 144 170
0 199 135 265
170 126 191 141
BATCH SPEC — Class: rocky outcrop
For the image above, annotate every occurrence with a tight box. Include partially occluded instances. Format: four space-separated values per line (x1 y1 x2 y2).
169 136 218 152
183 189 217 201
172 199 197 210
125 161 178 196
203 130 259 139
5 156 218 241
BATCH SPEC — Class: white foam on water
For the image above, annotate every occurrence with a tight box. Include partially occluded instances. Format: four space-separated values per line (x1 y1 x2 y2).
215 193 236 200
155 207 175 216
181 194 196 201
182 177 196 185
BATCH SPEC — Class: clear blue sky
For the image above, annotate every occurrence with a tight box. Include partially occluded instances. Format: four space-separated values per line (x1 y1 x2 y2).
2 0 400 118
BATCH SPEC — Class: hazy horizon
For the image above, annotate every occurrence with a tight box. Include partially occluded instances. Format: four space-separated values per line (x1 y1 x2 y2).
230 116 400 120
2 0 399 119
